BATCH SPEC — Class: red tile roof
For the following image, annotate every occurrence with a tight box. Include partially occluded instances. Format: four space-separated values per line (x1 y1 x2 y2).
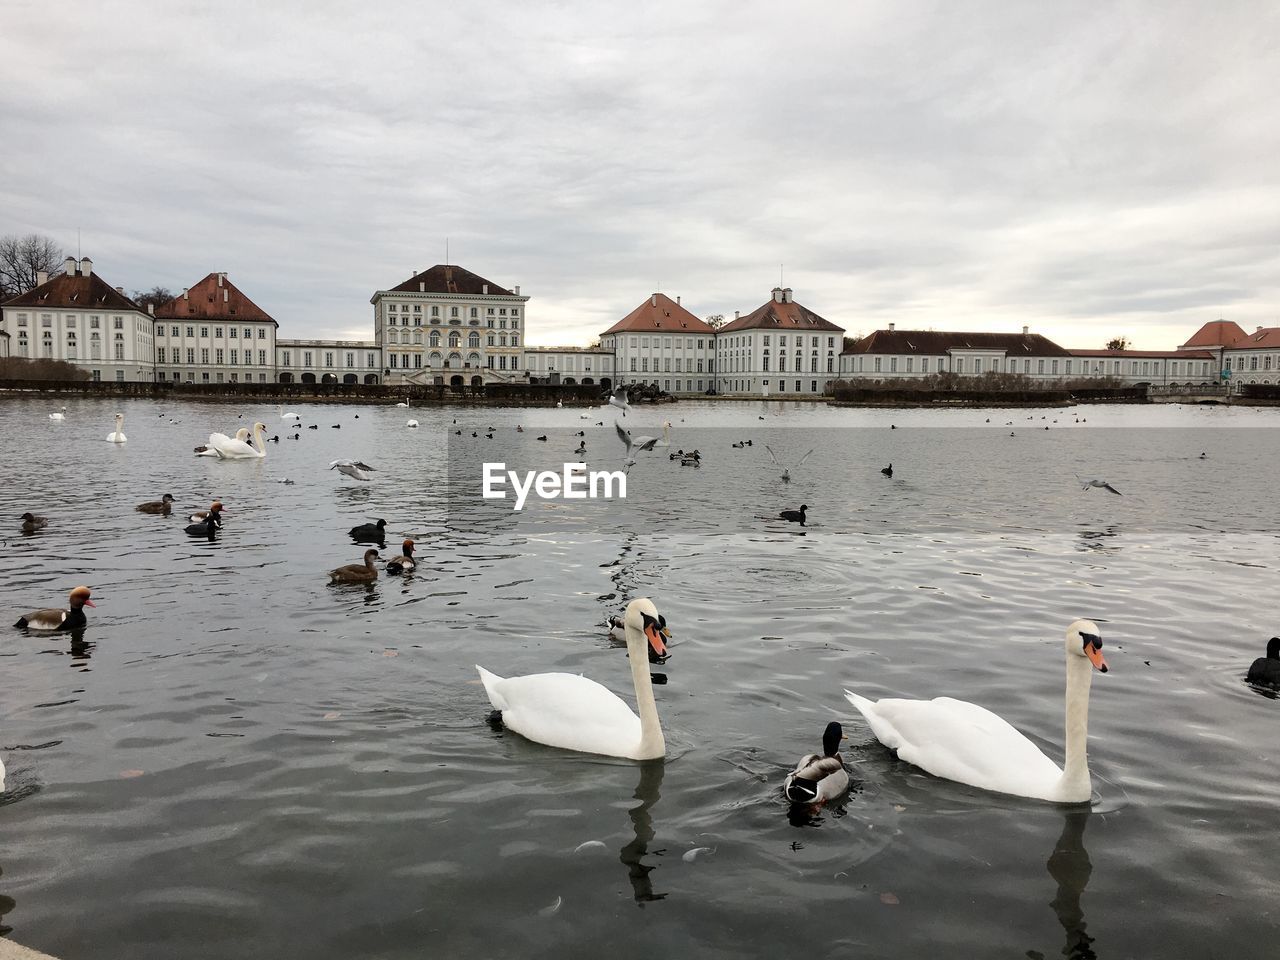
602 293 715 335
3 268 145 313
1070 348 1214 359
154 273 277 325
846 329 1069 356
1179 320 1247 349
388 264 515 297
719 293 844 333
1231 327 1280 349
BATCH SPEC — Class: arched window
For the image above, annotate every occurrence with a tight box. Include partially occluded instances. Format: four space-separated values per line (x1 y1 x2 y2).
449 332 461 348
429 331 440 347
469 332 480 348
430 352 442 366
413 331 422 344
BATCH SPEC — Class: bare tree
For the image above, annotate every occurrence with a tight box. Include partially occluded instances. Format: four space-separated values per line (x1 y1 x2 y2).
0 234 65 298
132 286 175 310
705 314 726 329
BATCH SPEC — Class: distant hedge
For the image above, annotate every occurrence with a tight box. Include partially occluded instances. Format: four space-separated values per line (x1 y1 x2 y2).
0 357 91 381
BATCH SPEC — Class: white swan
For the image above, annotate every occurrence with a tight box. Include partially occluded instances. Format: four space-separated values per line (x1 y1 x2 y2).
196 427 249 456
845 619 1109 803
630 421 672 450
209 421 267 459
49 406 67 421
406 419 419 428
396 398 410 408
478 597 669 760
106 412 127 443
278 404 300 421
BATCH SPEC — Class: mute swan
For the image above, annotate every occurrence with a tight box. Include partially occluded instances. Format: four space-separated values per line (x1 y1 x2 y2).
784 721 850 805
779 505 807 525
349 518 387 542
845 619 1110 804
606 386 632 417
196 427 250 457
765 445 814 483
136 494 175 514
106 412 127 443
386 539 416 574
630 422 671 451
20 512 48 532
278 404 300 420
329 549 380 583
209 422 267 459
407 419 419 428
396 398 410 408
14 586 94 631
49 407 67 421
1247 637 1280 687
478 597 669 760
330 459 375 481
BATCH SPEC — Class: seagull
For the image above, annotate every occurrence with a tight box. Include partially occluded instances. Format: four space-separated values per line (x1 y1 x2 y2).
330 459 376 481
779 504 807 525
1077 475 1122 496
616 422 659 473
606 386 633 417
765 444 814 483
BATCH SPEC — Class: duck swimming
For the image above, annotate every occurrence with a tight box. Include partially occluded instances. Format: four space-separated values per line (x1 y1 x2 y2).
136 494 176 514
185 512 222 537
15 586 95 631
20 512 48 532
189 501 225 523
349 518 388 542
1246 637 1280 688
329 549 380 584
779 505 807 525
783 721 850 805
386 539 416 574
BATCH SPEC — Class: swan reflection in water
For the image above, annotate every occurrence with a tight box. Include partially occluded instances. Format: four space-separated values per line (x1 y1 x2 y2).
619 760 667 904
1028 809 1097 960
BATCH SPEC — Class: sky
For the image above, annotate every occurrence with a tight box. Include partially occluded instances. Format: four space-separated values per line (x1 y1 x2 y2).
3 0 1279 349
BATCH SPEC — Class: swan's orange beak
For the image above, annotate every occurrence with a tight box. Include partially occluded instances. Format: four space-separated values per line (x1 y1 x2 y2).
644 623 667 658
1085 641 1108 673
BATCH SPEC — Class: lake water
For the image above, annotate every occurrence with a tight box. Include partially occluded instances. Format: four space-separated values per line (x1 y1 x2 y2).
2 396 1278 959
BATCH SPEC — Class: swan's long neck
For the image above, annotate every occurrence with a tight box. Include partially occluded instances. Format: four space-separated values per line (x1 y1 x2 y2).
1059 654 1094 801
626 623 665 759
253 423 267 455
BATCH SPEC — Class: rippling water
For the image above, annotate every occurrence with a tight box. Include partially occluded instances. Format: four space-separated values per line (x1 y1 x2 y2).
2 397 1279 959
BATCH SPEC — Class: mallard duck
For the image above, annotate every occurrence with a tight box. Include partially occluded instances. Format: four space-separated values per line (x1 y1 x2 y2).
386 539 416 575
478 598 669 759
136 494 176 514
15 586 95 631
20 512 48 532
783 721 850 805
329 549 380 584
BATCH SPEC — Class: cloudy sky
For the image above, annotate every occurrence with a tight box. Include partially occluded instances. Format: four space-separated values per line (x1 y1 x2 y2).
3 1 1278 348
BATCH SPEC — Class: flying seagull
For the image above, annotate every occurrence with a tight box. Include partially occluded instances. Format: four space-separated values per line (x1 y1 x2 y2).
1077 475 1122 496
765 444 814 483
616 422 659 473
330 459 376 482
606 386 633 417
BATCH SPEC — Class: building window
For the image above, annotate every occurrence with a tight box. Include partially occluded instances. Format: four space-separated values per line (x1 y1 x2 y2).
891 357 898 373
214 327 223 338
450 307 458 318
304 351 312 366
325 352 334 367
231 350 238 365
258 350 266 365
114 343 124 359
346 352 354 367
630 358 637 372
874 357 881 373
158 347 166 363
215 349 224 364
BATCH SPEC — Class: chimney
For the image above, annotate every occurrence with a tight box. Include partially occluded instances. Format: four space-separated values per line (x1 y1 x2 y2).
147 303 154 315
115 286 124 294
771 287 784 304
80 256 93 275
514 285 520 295
224 288 229 303
734 310 740 320
1022 325 1029 335
419 282 425 292
676 295 681 306
1258 326 1264 333
482 284 489 295
183 288 189 300
36 270 48 286
651 294 658 307
888 323 895 332
217 273 224 287
782 287 793 303
64 256 77 276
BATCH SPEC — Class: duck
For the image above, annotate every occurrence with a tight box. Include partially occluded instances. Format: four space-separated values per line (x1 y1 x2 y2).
845 619 1109 803
1246 637 1280 688
881 463 893 477
516 425 524 432
289 433 300 440
407 420 419 428
328 549 380 584
536 435 548 442
349 518 388 542
20 512 48 532
106 412 127 443
308 424 318 430
330 459 375 481
386 539 416 574
783 721 850 805
189 501 225 523
185 512 223 537
196 427 251 457
135 494 176 514
478 598 669 759
574 442 586 456
267 435 280 443
14 585 95 631
605 611 671 663
331 424 341 429
779 505 807 525
209 422 268 459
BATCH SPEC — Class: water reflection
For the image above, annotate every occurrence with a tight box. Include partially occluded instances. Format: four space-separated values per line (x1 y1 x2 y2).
619 760 667 904
1029 810 1097 960
1076 525 1122 554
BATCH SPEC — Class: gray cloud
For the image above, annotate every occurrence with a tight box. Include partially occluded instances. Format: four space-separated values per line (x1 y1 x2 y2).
2 0 1277 349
